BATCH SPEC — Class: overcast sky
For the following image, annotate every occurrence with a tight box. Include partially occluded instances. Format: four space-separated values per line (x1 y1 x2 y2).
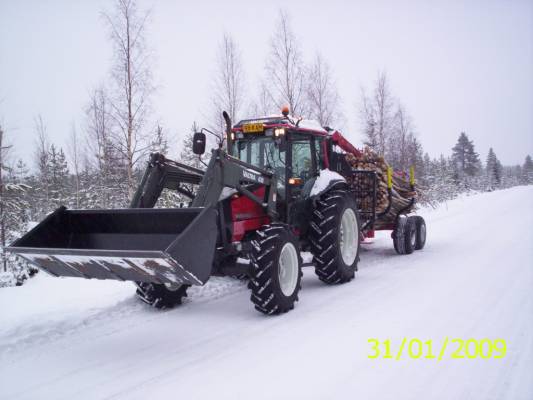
1 0 532 167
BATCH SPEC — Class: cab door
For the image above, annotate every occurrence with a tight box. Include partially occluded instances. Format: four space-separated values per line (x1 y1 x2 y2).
287 133 318 230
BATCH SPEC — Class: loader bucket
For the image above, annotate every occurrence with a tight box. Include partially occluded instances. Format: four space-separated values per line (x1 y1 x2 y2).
7 206 218 286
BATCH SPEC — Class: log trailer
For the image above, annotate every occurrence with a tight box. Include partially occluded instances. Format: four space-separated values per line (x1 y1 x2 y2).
7 109 426 314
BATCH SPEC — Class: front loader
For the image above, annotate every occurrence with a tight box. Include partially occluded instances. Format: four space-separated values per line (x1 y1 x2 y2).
8 109 425 314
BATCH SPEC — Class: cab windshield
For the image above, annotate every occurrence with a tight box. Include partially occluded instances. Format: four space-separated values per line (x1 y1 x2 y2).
234 136 286 187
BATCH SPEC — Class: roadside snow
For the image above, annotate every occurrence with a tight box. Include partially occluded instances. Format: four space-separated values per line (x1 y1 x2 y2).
0 186 532 400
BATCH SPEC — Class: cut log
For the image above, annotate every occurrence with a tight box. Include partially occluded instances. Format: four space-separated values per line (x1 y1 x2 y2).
345 148 416 225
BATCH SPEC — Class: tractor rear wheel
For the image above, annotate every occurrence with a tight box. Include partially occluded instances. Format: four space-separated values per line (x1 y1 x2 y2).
393 217 406 254
413 216 426 250
310 189 360 284
136 282 189 309
249 224 302 315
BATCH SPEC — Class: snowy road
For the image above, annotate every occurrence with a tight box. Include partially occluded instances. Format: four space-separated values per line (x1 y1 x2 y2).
1 187 532 400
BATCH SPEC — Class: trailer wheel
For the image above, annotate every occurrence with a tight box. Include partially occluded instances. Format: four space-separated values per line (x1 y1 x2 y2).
413 216 426 250
404 217 417 254
249 225 302 315
393 217 406 254
135 282 189 309
309 190 360 284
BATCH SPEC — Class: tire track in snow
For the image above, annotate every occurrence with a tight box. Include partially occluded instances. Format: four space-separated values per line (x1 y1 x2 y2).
0 277 247 360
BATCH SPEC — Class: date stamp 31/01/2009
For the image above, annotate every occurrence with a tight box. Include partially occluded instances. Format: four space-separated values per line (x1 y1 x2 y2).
367 338 507 361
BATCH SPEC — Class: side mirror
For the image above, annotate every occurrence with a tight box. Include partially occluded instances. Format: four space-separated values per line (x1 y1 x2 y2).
275 135 287 152
192 132 206 155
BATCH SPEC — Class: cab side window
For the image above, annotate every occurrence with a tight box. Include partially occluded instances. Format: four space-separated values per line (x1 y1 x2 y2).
314 137 325 170
291 136 315 182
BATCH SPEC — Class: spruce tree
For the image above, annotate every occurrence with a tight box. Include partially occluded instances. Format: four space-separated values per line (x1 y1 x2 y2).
451 132 480 188
486 148 503 190
523 155 533 184
48 145 70 208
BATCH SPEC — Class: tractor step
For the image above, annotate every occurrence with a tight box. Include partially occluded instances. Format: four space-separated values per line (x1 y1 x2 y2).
7 206 218 286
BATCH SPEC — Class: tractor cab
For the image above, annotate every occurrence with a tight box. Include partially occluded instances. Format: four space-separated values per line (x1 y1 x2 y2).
230 113 328 231
230 114 327 200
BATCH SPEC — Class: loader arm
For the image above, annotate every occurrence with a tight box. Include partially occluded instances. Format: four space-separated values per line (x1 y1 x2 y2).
130 152 205 208
192 148 278 219
7 148 279 287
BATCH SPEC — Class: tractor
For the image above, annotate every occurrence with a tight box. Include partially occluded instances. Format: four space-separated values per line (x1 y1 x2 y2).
7 109 426 314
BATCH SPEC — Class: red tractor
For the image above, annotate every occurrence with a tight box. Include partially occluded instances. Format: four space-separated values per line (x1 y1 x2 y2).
8 110 425 314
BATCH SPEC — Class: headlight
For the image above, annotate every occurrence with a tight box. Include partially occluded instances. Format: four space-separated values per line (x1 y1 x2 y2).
274 128 286 137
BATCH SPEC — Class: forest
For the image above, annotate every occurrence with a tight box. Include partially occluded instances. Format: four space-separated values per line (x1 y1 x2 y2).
1 0 532 286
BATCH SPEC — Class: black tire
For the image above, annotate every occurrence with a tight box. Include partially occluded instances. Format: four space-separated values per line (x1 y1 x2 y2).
136 282 189 309
309 189 360 284
413 216 426 250
404 217 417 254
393 217 406 254
249 225 302 315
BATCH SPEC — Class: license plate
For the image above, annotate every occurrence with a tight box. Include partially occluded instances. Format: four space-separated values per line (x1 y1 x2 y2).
242 123 264 133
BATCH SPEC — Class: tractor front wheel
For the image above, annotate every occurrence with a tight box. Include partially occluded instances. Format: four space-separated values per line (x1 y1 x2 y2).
249 225 302 315
136 282 189 309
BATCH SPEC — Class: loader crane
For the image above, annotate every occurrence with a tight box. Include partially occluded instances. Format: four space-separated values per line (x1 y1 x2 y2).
8 109 425 314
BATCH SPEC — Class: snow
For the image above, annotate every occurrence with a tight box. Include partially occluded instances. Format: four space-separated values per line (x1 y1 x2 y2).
310 169 346 196
0 186 532 400
242 115 328 133
297 118 328 133
218 187 237 200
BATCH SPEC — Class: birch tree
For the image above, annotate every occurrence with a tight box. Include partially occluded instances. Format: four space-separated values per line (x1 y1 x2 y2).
103 0 153 200
209 34 245 133
306 54 342 127
264 10 308 117
359 72 394 156
32 115 51 217
389 103 414 171
67 123 81 207
85 87 126 208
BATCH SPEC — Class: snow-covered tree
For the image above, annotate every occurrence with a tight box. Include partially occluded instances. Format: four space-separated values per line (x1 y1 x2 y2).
180 122 206 171
522 155 533 184
13 159 29 184
0 125 35 286
451 132 480 189
150 125 169 155
485 147 502 190
85 87 128 208
48 145 70 208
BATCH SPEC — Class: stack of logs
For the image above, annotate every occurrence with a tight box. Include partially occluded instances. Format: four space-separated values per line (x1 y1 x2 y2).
345 148 416 227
